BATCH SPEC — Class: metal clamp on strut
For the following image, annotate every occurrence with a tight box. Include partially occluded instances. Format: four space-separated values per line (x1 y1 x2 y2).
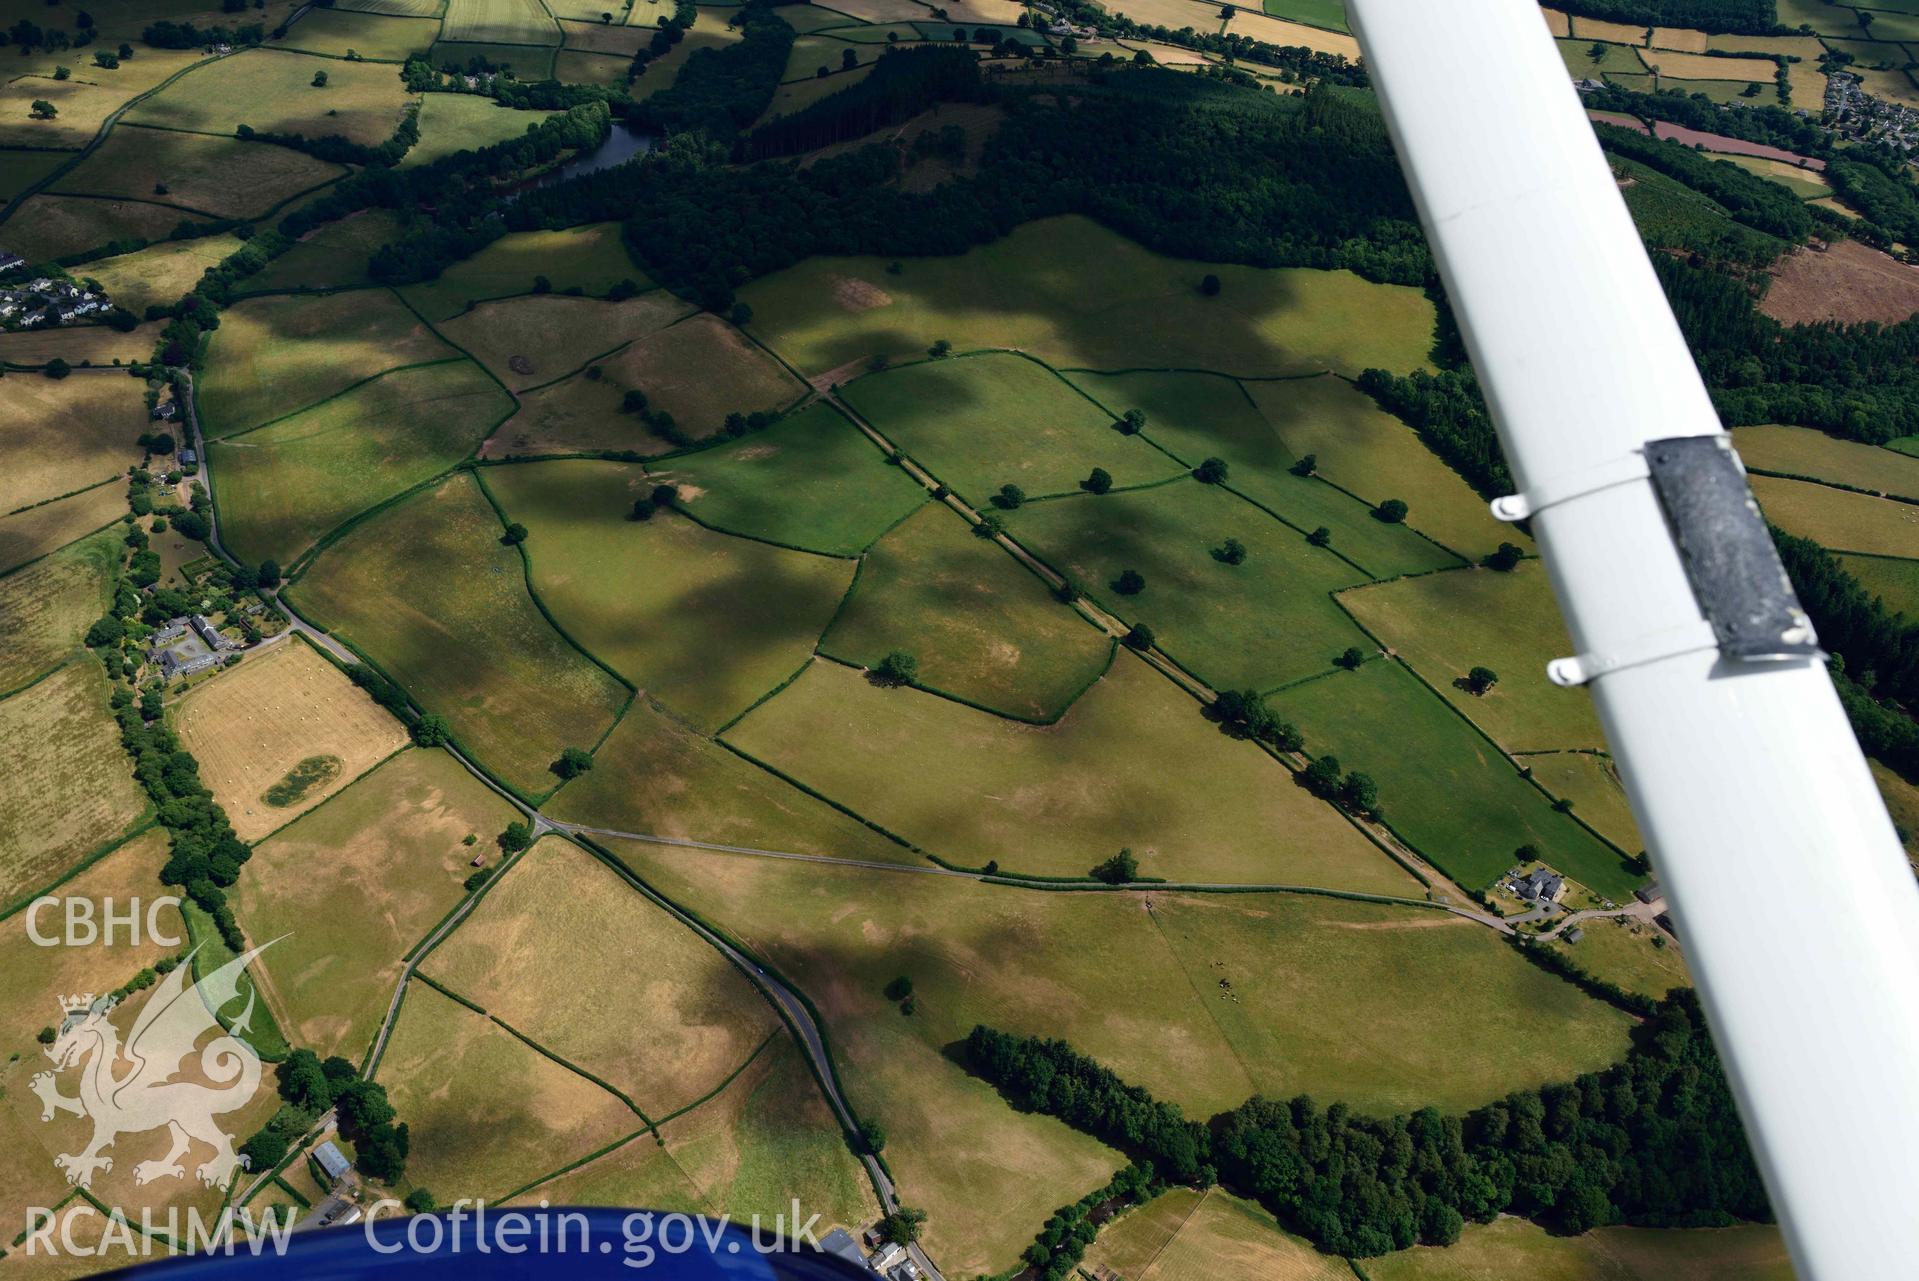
1493 435 1822 687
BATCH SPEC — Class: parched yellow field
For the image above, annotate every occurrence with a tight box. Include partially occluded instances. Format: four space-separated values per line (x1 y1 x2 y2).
1539 7 1571 37
377 980 639 1200
1649 26 1709 52
52 127 344 219
278 7 446 60
0 194 190 263
437 291 696 391
0 526 119 693
0 662 149 912
1571 14 1649 44
554 49 635 83
0 373 147 516
172 639 410 841
1366 1216 1792 1281
235 747 517 1060
560 18 651 54
0 49 208 148
127 48 417 146
1224 9 1360 58
0 316 158 368
424 837 779 1117
1104 0 1222 33
83 233 245 316
1107 1190 1350 1281
1637 48 1777 81
1751 474 1919 558
0 482 126 576
442 0 564 44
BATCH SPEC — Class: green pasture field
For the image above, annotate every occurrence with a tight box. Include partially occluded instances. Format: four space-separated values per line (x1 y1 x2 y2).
656 1035 880 1230
1066 369 1463 579
1839 553 1919 619
554 50 637 84
1734 423 1919 500
654 402 926 556
906 19 1040 42
739 215 1437 379
401 95 557 167
0 148 76 203
1557 35 1645 76
1750 473 1919 558
84 233 245 316
1269 661 1643 898
427 41 558 77
1553 915 1690 1002
1873 759 1919 865
0 373 146 517
614 841 1124 1278
1005 479 1370 693
234 748 514 1060
483 460 853 730
51 127 344 219
725 653 1420 888
480 364 675 458
1367 1217 1792 1281
547 695 920 862
199 289 457 438
558 18 650 55
774 3 870 32
760 64 874 120
126 49 418 147
242 210 410 295
625 847 1631 1270
377 979 639 1200
1773 0 1863 35
0 484 126 577
1519 751 1644 856
821 21 922 41
839 352 1185 503
0 527 117 693
280 8 445 60
289 472 631 795
1338 562 1602 753
211 359 511 566
1854 9 1919 39
1242 374 1519 560
588 313 809 438
1607 71 1778 105
629 12 746 98
820 503 1116 720
0 662 149 914
0 194 192 262
441 0 564 44
437 292 694 390
425 837 779 1115
782 34 878 81
1259 0 1346 30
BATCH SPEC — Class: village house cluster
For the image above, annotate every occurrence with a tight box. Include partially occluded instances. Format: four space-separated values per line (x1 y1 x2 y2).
0 261 112 330
144 613 242 681
1824 71 1919 153
819 1226 923 1281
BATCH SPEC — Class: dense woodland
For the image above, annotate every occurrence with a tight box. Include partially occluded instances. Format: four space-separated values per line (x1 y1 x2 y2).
967 991 1767 1259
1544 0 1778 34
746 45 989 159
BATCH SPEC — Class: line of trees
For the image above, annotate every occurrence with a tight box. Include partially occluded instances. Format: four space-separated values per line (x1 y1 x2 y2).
142 19 263 48
1542 0 1779 35
966 989 1767 1259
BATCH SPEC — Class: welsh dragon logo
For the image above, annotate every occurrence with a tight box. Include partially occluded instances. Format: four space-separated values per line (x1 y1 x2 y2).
32 943 273 1190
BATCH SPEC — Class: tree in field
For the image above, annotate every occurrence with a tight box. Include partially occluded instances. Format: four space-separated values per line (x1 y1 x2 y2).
629 497 656 521
1338 770 1379 816
53 66 70 81
973 514 1004 539
404 1189 435 1214
44 356 69 377
651 483 678 508
311 69 328 86
1483 542 1523 571
1113 569 1145 596
993 483 1025 510
1213 537 1246 565
859 1119 886 1154
553 747 594 779
258 559 281 588
1193 456 1229 484
622 389 648 413
876 649 918 686
880 1208 927 1245
928 338 952 358
1199 273 1222 296
412 714 449 747
500 821 534 853
500 522 528 545
1306 526 1331 547
1334 646 1365 670
1464 665 1498 695
1082 467 1112 495
1116 408 1146 435
884 975 913 1001
1587 40 1608 63
1289 453 1317 477
1301 755 1342 798
173 510 210 541
1123 623 1154 651
85 616 124 648
1091 848 1138 884
1373 499 1408 523
841 46 857 69
729 301 752 326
